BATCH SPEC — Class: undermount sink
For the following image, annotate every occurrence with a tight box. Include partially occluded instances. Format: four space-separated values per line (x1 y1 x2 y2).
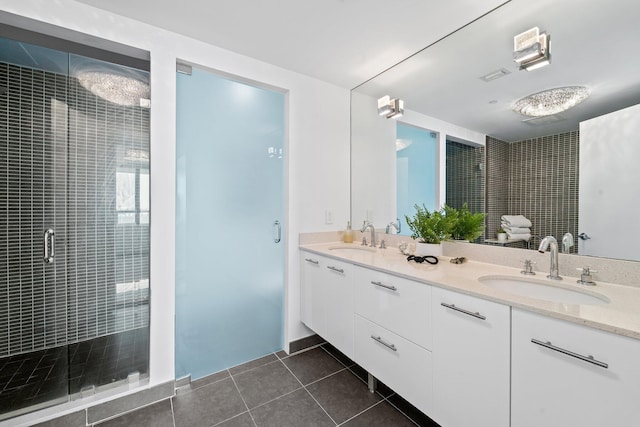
478 275 610 305
328 245 377 254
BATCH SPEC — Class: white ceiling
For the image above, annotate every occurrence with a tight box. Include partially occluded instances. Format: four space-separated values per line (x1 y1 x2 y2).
355 0 640 141
72 0 507 89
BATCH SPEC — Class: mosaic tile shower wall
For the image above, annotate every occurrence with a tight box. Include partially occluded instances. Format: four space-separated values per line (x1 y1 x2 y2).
485 137 510 241
486 132 579 250
0 63 69 356
446 140 486 218
0 62 150 357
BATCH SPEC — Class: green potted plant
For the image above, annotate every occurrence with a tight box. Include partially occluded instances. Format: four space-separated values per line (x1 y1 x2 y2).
448 203 486 242
405 204 455 256
496 227 507 242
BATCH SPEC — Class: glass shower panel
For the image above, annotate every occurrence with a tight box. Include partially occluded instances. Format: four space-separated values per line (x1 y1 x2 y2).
66 54 150 395
0 40 70 418
176 66 285 380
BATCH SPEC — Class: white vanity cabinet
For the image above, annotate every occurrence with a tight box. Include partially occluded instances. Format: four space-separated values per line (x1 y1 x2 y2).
353 265 433 415
432 287 510 427
300 251 354 359
354 266 432 349
511 308 640 427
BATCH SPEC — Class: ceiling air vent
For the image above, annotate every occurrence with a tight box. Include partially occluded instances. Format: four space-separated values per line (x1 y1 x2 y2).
479 68 511 82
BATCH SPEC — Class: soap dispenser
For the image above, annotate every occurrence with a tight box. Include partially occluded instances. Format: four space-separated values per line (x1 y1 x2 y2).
343 221 354 243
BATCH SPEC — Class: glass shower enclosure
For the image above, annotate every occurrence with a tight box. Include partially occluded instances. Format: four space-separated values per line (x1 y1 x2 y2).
0 32 150 420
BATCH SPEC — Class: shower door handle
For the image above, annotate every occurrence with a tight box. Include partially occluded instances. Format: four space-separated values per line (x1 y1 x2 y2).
44 228 55 264
273 220 281 243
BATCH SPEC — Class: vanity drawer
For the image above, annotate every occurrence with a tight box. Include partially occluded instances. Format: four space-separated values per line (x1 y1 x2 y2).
354 314 433 416
354 266 432 349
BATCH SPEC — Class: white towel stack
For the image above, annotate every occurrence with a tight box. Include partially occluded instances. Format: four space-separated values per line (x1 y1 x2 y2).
501 215 532 241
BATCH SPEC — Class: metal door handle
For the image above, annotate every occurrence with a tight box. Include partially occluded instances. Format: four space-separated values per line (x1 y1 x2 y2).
531 339 608 369
371 281 397 291
327 266 344 274
371 335 397 352
304 258 319 265
440 302 486 320
273 220 281 243
578 233 591 240
44 228 55 264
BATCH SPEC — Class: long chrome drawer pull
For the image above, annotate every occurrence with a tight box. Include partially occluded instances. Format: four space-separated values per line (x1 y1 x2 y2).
371 335 397 352
440 302 486 320
531 339 609 369
371 281 397 291
327 266 344 274
304 258 319 265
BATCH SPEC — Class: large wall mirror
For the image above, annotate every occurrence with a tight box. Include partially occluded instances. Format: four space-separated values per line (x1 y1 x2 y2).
351 0 640 262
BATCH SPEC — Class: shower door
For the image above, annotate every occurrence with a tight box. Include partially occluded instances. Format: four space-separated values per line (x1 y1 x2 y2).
0 44 71 417
176 65 285 380
0 35 150 420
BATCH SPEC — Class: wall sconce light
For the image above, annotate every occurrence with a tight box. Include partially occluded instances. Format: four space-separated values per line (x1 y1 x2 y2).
377 95 404 119
513 27 550 71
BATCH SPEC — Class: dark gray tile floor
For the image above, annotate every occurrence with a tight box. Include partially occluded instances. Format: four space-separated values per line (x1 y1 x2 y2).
92 343 439 427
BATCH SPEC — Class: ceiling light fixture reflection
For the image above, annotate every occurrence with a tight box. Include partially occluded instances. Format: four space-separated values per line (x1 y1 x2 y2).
77 71 150 106
512 86 590 117
513 27 550 71
378 95 404 119
396 139 412 151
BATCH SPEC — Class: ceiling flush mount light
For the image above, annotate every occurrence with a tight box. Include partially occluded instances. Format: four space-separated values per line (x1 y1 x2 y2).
513 27 550 71
512 86 590 117
378 95 404 119
77 71 150 106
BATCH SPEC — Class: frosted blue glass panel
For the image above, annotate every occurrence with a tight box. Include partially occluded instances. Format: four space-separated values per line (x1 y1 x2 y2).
396 123 437 235
176 67 285 380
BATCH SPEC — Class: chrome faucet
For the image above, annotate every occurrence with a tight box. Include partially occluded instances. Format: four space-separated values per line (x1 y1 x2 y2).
385 220 401 234
360 221 376 248
538 236 562 280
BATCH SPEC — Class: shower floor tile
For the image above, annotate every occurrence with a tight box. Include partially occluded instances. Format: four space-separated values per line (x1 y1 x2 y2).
0 327 149 418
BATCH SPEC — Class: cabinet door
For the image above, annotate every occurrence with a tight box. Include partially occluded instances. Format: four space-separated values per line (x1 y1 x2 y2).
512 309 640 427
300 252 326 336
432 287 510 427
323 258 354 359
354 266 432 350
355 314 433 415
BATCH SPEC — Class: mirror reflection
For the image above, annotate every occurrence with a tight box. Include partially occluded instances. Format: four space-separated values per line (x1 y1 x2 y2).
351 0 640 262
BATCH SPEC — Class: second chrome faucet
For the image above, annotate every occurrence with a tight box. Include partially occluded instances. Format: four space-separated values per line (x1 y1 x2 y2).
538 236 562 280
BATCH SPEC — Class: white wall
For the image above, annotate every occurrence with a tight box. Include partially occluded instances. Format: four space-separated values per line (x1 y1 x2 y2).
351 92 396 227
351 93 486 224
0 0 350 389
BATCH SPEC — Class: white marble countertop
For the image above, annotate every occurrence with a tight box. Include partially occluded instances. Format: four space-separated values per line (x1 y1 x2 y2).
300 241 640 340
